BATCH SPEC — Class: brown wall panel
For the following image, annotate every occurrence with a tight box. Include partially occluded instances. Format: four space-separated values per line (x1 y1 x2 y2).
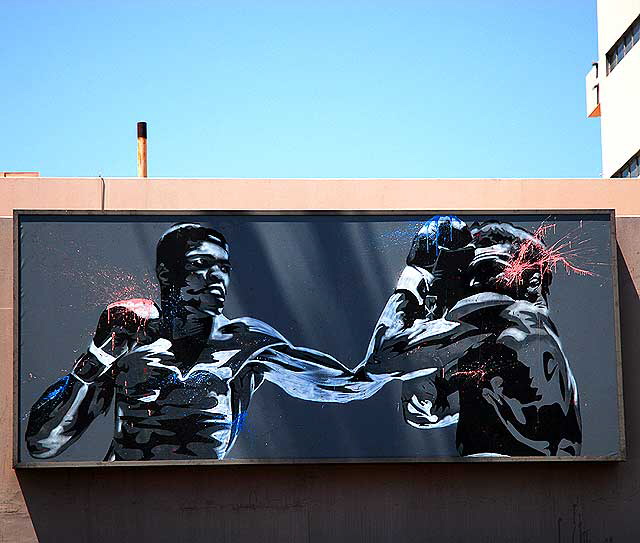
103 177 640 212
0 178 102 216
0 218 12 309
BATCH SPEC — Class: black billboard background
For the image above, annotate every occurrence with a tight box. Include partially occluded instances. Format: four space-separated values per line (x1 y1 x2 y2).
17 213 620 462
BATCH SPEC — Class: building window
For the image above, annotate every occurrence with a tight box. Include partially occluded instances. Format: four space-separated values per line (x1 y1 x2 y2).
613 151 640 178
606 15 640 74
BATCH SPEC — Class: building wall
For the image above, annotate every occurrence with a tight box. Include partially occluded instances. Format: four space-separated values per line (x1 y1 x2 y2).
596 0 640 176
597 0 640 56
1 177 640 542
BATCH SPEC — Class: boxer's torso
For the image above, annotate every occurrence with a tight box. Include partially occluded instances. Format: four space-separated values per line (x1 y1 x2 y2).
454 301 581 456
109 319 285 460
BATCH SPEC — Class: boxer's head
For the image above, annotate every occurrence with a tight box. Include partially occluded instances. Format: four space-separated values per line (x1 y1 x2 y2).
468 222 552 303
156 223 231 316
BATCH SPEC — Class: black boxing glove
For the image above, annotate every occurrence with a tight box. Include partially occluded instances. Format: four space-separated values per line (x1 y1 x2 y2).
407 215 472 270
405 216 475 316
72 299 160 383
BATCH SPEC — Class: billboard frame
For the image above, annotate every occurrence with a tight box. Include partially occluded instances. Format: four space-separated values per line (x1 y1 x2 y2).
13 209 625 468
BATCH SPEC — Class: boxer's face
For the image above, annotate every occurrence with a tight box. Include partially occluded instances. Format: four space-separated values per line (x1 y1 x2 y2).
177 240 231 316
523 270 544 302
467 243 514 296
467 242 544 302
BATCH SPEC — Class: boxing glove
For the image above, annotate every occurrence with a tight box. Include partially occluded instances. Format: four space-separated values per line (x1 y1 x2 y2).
72 299 160 383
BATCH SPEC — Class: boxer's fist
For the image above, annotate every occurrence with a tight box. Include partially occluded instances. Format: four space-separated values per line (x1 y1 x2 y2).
406 216 475 314
407 216 473 271
93 299 161 354
71 299 160 383
402 371 459 429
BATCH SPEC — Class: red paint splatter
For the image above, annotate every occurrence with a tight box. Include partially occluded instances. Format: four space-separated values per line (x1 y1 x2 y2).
452 367 488 381
107 298 159 342
498 223 595 288
107 298 159 319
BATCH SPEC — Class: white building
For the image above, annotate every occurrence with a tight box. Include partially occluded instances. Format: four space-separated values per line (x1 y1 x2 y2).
587 0 640 178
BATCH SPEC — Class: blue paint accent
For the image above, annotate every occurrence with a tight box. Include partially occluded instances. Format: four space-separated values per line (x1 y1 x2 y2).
378 222 423 248
233 411 248 433
42 375 71 402
418 215 464 255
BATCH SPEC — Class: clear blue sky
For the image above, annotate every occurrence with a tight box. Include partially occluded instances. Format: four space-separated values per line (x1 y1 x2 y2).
1 1 601 178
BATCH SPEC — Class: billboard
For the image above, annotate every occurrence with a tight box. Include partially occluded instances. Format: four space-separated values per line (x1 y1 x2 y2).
14 211 624 466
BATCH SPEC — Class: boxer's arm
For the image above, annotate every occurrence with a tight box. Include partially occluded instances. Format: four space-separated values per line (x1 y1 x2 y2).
364 264 435 352
25 299 159 459
241 284 450 403
252 343 387 403
25 343 117 459
362 283 497 380
248 267 487 402
249 320 484 404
